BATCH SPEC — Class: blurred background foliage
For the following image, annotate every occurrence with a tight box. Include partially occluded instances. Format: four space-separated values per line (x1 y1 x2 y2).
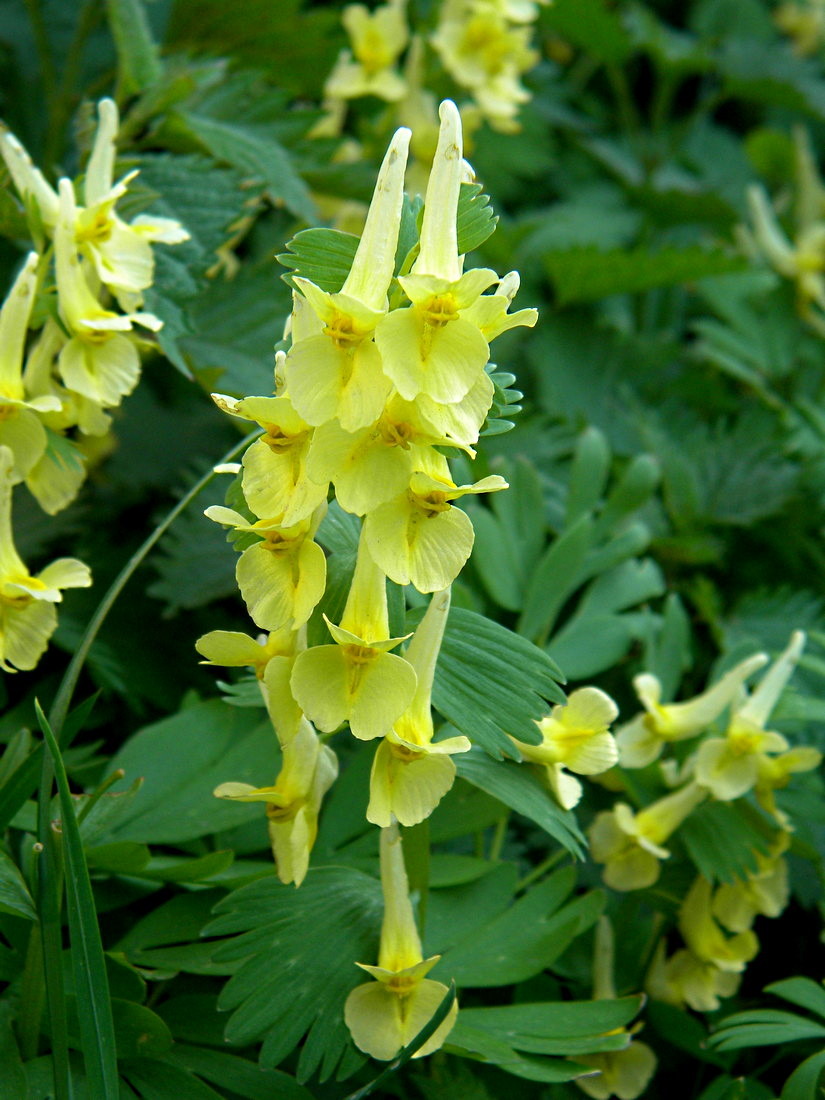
2 0 825 1097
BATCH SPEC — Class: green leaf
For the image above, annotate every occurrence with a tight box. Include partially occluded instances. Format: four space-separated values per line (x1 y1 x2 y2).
425 862 518 956
455 748 585 856
176 111 316 221
680 801 775 884
206 867 383 1081
163 1044 316 1100
420 607 566 759
122 1059 224 1099
709 1010 825 1051
767 978 825 1022
0 848 37 920
36 702 118 1099
566 427 612 526
518 513 595 642
433 869 602 986
781 1049 825 1100
0 1002 26 1100
456 182 498 254
105 700 279 844
458 995 644 1050
445 1021 592 1082
541 0 633 62
277 227 359 293
545 246 746 305
106 0 162 93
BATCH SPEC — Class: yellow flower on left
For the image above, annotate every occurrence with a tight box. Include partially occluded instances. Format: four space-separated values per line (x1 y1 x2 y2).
0 446 91 670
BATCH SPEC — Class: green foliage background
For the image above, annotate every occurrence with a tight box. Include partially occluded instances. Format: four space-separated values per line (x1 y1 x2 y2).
1 0 825 1097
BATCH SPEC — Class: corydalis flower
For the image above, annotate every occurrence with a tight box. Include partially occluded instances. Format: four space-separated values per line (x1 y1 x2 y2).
616 653 768 769
214 717 337 886
0 446 91 670
511 686 619 809
367 586 470 827
345 823 457 1059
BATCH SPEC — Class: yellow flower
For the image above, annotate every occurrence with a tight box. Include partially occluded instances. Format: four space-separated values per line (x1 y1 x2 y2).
775 0 825 55
214 717 337 886
646 941 742 1014
511 686 619 810
211 393 327 526
712 836 790 933
284 127 410 431
755 744 823 825
205 504 327 634
576 1044 657 1100
364 445 507 592
375 101 498 405
367 587 470 827
589 782 706 891
77 99 189 304
196 626 304 746
616 653 769 768
0 446 91 671
290 529 417 741
345 823 458 1059
54 179 162 407
324 0 409 103
680 877 759 973
695 632 804 801
431 2 537 132
0 253 62 483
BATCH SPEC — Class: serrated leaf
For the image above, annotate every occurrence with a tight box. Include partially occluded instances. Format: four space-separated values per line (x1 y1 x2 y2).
176 111 315 221
277 227 359 293
545 246 746 304
206 867 383 1081
456 182 498 254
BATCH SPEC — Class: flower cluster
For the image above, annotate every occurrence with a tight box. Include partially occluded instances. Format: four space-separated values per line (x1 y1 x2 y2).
0 99 188 670
317 0 545 150
588 631 820 1016
199 100 535 1060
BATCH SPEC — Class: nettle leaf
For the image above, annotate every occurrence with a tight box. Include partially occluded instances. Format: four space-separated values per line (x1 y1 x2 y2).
410 606 566 759
680 800 776 884
456 182 498 255
545 246 746 304
175 110 316 221
206 867 382 1081
277 227 359 293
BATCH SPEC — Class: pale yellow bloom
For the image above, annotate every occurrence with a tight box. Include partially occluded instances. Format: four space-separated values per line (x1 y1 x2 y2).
589 783 706 891
0 446 91 671
214 717 337 886
345 823 457 1059
511 686 619 809
616 653 769 768
712 837 790 933
695 632 804 800
364 445 506 592
290 529 417 741
368 587 471 827
205 505 327 634
0 253 61 482
325 0 409 102
54 179 162 408
284 127 410 431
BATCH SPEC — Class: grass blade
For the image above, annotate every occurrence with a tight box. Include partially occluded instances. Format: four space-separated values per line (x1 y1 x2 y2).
36 701 119 1097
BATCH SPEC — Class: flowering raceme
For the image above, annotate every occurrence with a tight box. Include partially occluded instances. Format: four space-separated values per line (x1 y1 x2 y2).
201 97 537 1059
0 97 188 670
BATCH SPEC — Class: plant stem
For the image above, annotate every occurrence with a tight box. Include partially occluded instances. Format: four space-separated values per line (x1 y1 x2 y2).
516 846 566 892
